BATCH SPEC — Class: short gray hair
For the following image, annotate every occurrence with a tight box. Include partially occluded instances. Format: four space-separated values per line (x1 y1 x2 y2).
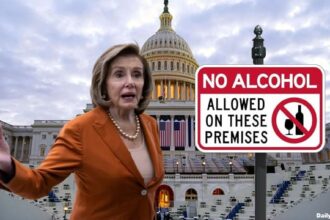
90 43 152 114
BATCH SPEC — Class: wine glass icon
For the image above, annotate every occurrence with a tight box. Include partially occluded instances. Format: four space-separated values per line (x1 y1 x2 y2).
285 119 294 135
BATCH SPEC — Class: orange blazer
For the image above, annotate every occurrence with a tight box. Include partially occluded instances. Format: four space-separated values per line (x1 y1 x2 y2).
2 106 165 220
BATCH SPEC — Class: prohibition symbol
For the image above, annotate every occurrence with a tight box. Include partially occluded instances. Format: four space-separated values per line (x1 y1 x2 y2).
272 97 317 144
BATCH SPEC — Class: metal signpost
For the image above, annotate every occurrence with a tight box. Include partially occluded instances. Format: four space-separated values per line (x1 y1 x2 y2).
195 25 325 220
252 25 267 220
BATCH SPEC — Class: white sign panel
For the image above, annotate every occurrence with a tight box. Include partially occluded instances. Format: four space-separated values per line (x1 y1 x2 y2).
195 65 325 152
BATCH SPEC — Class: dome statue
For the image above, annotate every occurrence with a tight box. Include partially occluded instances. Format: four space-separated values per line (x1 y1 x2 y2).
141 0 198 102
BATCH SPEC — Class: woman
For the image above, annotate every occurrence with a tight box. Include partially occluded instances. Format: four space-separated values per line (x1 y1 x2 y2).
0 43 165 219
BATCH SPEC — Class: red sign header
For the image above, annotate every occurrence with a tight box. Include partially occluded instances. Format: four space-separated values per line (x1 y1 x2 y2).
196 65 325 152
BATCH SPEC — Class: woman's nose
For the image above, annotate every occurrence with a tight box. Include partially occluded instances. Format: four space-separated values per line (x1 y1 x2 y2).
125 74 134 87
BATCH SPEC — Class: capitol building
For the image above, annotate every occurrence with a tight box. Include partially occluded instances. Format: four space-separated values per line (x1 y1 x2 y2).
1 1 330 220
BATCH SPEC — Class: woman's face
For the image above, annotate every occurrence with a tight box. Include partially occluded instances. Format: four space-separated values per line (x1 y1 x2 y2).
106 54 144 112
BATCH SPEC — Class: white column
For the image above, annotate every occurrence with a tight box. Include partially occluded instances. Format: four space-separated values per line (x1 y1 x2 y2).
28 136 33 162
167 79 171 99
175 80 178 100
190 83 192 101
183 82 186 100
13 136 18 158
170 115 174 151
180 82 184 100
20 136 25 161
156 115 160 128
192 84 195 100
153 80 156 99
160 80 164 98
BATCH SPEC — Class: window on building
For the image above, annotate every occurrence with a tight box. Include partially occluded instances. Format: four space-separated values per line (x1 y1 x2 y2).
40 145 46 156
53 135 57 139
171 61 174 70
182 63 185 73
164 61 167 70
185 188 197 201
177 62 179 71
158 189 171 208
42 134 46 139
152 62 155 71
287 153 291 158
158 61 161 70
212 188 224 195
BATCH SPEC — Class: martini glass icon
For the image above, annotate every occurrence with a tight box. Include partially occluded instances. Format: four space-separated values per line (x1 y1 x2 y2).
285 119 294 135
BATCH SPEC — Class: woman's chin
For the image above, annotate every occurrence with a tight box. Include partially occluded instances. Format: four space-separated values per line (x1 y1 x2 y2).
118 103 138 111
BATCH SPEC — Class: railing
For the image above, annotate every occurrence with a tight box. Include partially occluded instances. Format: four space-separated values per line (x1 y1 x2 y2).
164 174 254 181
270 180 290 204
296 170 306 181
34 120 68 124
234 174 254 179
226 202 244 220
0 120 32 130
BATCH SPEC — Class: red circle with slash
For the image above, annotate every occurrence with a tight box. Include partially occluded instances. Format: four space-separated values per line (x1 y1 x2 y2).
272 97 317 143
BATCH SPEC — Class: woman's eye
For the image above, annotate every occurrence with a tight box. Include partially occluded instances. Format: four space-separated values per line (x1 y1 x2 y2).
133 71 143 78
114 71 123 78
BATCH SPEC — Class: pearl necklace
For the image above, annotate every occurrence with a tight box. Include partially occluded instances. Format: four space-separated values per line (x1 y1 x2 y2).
108 111 140 140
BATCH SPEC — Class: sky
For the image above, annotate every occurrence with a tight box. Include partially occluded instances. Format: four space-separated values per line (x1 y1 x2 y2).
0 0 329 125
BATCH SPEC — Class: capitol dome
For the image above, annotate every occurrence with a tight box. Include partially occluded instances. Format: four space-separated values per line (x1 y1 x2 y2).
141 25 194 59
141 1 198 102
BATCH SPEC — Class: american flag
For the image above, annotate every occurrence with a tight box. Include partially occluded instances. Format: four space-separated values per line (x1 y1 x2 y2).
159 119 171 147
174 119 186 147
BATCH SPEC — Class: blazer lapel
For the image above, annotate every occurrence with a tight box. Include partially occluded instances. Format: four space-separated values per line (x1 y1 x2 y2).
140 115 162 187
92 107 145 186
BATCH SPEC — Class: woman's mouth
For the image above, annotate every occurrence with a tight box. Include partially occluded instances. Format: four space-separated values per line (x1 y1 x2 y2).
121 93 136 101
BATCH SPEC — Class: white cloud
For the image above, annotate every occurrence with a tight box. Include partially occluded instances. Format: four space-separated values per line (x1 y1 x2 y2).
195 47 216 58
180 0 255 11
0 0 329 125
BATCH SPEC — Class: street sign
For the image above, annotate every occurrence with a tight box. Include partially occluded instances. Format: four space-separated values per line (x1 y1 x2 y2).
195 65 325 152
